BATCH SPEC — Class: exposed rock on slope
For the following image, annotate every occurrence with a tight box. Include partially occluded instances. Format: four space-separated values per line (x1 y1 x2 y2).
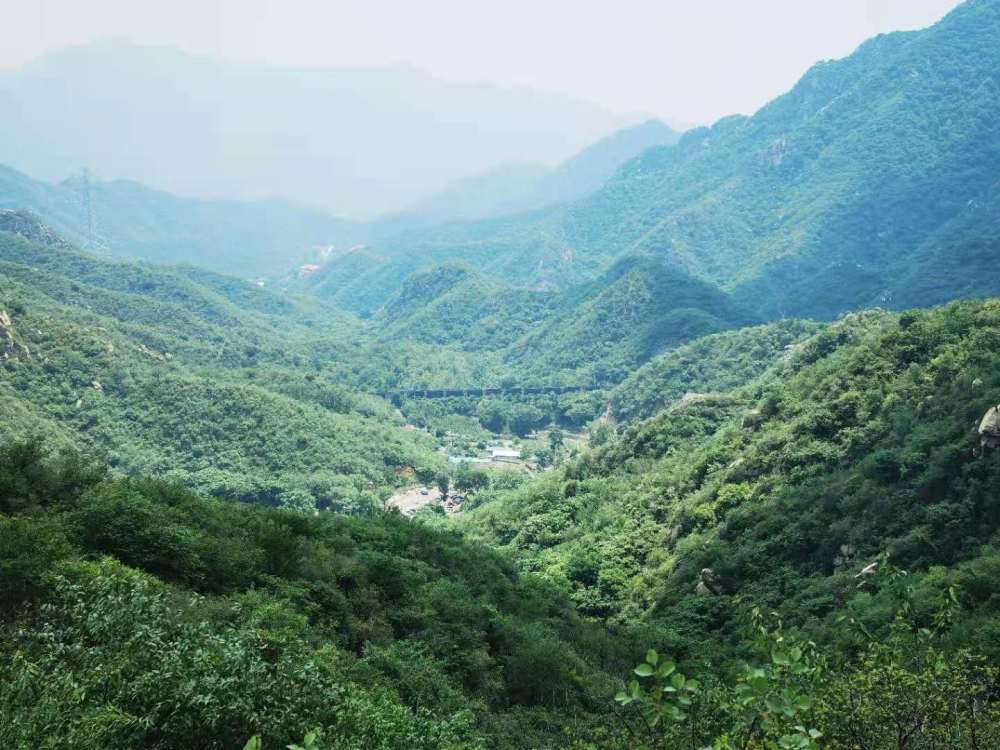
0 209 70 249
980 405 1000 449
0 309 30 359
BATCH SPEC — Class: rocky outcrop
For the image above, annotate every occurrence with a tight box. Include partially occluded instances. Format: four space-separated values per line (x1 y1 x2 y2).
695 568 725 596
980 405 1000 449
0 209 71 248
0 310 30 360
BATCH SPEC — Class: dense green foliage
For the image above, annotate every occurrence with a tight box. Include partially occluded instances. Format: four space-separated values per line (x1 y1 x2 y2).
0 439 650 749
462 301 1000 657
4 5 1000 747
609 320 821 421
0 226 445 510
505 257 755 384
377 264 557 350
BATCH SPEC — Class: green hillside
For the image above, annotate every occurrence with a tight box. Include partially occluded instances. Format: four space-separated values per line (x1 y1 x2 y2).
6 296 1000 748
0 447 638 750
0 166 364 278
376 264 557 350
304 0 1000 322
462 300 1000 644
0 221 442 510
503 256 755 384
4 4 1000 748
608 319 822 422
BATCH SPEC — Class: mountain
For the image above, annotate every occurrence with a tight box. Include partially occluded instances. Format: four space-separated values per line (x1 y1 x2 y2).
0 165 364 278
0 40 629 216
0 216 444 507
501 255 755 384
607 319 822 422
462 298 1000 648
0 441 626 750
376 264 557 351
310 0 1000 319
381 120 679 228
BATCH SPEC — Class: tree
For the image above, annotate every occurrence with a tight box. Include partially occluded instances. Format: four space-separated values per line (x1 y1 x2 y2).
436 472 450 497
548 428 565 452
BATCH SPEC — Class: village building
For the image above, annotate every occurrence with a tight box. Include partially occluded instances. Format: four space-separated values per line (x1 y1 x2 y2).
490 447 521 462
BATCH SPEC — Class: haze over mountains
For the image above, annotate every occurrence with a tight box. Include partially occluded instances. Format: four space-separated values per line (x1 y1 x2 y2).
383 120 680 230
0 116 677 279
4 0 998 388
306 0 1000 322
0 40 633 216
0 165 364 278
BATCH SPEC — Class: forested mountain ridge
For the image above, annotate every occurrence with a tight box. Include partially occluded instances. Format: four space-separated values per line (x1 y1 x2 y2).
0 165 365 278
4 3 1000 747
379 119 679 229
0 220 446 510
563 0 1000 318
6 289 1000 747
306 0 1000 321
462 300 1000 648
501 255 756 384
608 319 823 422
362 254 759 393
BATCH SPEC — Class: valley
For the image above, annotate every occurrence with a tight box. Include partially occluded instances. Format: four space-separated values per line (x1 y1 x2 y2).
2 2 1000 749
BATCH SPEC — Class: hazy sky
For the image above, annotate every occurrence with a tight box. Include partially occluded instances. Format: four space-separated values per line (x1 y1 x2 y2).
5 0 963 125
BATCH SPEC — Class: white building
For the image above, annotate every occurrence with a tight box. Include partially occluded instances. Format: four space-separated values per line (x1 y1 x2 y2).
491 447 521 461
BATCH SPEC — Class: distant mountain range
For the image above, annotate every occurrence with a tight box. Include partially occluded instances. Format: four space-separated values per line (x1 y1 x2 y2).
0 165 364 279
376 120 679 232
3 0 998 393
305 0 1000 321
0 40 632 216
0 116 677 280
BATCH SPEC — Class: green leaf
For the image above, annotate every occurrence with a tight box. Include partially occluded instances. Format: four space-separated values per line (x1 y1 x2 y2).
634 663 655 677
243 738 262 750
656 660 676 678
645 649 659 666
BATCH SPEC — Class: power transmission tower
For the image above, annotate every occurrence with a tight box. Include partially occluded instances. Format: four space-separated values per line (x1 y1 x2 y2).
79 168 95 250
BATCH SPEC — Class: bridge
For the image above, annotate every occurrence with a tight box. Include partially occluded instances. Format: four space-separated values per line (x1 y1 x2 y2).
375 384 600 400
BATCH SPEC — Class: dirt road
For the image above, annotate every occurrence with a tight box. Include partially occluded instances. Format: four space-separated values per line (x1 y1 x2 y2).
387 486 441 516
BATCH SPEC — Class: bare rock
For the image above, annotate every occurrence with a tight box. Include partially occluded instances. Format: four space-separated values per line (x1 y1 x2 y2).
696 568 727 596
980 405 1000 449
0 309 30 360
0 209 71 249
